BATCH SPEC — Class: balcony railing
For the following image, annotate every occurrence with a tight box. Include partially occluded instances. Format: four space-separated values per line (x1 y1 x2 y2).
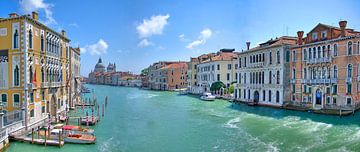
346 77 352 83
307 57 332 64
41 82 49 88
304 78 332 84
27 83 36 89
249 62 264 68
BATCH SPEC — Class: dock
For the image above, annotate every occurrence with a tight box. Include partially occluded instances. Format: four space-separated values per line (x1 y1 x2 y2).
10 135 64 147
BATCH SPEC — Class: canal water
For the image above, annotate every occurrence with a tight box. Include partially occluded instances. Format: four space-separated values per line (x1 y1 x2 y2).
6 84 360 152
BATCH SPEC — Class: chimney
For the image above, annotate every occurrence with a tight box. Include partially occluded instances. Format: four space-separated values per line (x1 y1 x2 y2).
32 11 38 21
297 31 304 45
246 42 250 50
339 20 347 37
9 13 18 18
61 30 66 37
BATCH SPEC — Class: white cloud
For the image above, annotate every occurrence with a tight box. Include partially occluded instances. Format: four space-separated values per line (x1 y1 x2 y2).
19 0 57 25
186 28 213 49
137 39 153 48
81 39 109 55
136 14 170 38
179 34 190 42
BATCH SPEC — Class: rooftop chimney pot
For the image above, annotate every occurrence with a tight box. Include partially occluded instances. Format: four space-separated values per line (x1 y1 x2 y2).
9 13 18 18
61 30 66 37
297 31 304 45
246 42 250 50
339 20 347 37
32 12 38 21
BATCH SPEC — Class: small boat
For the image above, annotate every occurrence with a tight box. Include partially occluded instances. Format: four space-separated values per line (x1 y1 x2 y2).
200 92 216 101
63 125 94 135
178 90 188 95
81 116 98 126
64 132 96 144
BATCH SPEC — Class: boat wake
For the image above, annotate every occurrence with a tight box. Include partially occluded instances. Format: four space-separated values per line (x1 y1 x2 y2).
223 117 241 129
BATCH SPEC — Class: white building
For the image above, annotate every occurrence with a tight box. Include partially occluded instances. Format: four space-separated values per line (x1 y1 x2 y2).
235 37 296 107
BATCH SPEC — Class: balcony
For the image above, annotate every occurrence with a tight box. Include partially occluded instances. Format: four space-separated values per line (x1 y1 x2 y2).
345 77 352 83
27 83 36 89
331 78 338 84
307 57 332 64
306 79 331 85
301 79 308 84
249 62 264 68
290 79 296 83
41 82 49 88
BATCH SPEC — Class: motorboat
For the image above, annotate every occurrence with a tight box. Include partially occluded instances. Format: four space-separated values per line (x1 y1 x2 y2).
64 131 96 144
178 90 188 95
200 92 216 101
63 125 94 135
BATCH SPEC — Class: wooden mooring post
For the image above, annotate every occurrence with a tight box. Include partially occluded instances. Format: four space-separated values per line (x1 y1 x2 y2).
58 130 62 148
31 128 34 144
44 129 47 146
102 103 105 117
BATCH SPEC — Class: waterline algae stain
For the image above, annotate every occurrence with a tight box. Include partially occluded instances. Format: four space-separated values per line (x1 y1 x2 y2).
7 85 360 151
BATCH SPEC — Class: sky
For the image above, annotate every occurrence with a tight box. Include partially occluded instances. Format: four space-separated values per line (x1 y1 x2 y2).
1 0 360 76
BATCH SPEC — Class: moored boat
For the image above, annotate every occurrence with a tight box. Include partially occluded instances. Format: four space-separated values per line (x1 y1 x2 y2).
200 92 216 101
64 133 96 144
63 125 94 135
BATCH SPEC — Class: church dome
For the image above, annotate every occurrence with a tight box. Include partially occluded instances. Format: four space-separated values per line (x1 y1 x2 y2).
94 58 105 72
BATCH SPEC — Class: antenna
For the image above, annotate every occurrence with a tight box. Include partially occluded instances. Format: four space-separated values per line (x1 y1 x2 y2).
286 26 289 36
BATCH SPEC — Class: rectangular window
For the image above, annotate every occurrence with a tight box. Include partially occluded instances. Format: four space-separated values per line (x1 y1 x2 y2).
217 74 220 81
292 84 295 93
227 64 231 70
321 31 327 39
227 73 230 81
269 52 272 64
239 58 242 68
292 50 296 62
333 85 337 94
268 91 272 102
1 94 7 107
303 85 307 93
347 84 352 94
42 91 45 100
30 109 34 117
235 73 238 80
217 64 220 70
347 98 352 105
285 50 290 62
42 106 45 113
333 97 337 105
30 92 34 103
244 57 247 67
312 32 318 41
13 94 20 107
326 96 330 104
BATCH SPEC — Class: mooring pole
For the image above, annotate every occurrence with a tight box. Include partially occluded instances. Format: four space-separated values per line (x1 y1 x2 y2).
31 128 34 144
44 129 47 146
102 103 104 117
37 126 40 139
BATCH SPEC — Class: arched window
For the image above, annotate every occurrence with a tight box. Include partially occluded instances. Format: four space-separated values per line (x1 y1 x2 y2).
292 69 296 79
29 66 33 83
269 71 272 84
14 65 19 86
327 45 330 57
322 46 326 58
303 68 307 79
348 41 353 55
268 90 272 102
276 91 280 103
276 70 280 84
13 29 19 48
41 35 44 51
348 64 353 78
29 29 33 48
303 49 307 60
308 48 312 59
313 47 316 58
317 46 321 58
333 44 338 56
41 67 44 82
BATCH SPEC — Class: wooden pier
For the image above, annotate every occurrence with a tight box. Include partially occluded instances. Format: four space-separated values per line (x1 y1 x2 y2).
10 135 64 147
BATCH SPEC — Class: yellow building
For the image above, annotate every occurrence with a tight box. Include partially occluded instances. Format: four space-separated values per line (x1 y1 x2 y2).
0 12 70 129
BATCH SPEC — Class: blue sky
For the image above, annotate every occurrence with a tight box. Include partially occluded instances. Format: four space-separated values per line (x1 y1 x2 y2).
1 0 360 76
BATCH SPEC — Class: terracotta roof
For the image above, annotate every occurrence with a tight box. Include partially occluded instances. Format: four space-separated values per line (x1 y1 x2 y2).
200 51 237 63
160 62 188 70
241 36 297 54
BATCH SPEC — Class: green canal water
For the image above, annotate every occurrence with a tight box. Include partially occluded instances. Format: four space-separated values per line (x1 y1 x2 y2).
6 84 360 152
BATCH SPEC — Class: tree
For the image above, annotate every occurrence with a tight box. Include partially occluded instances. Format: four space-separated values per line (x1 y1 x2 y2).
229 84 235 94
210 81 226 91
